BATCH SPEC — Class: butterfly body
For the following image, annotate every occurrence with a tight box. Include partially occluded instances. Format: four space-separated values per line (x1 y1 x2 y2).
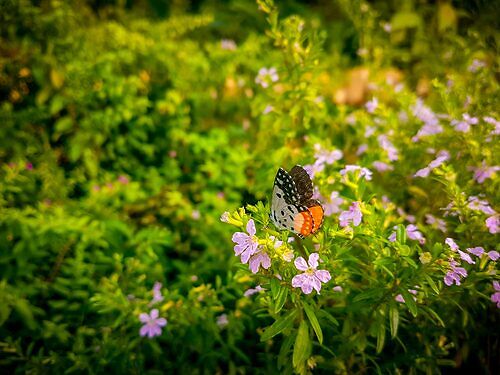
270 166 324 238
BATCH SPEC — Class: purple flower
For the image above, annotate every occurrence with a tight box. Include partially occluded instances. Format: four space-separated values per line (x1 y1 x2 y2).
216 314 229 328
468 59 486 73
340 165 372 181
291 253 331 294
406 225 426 244
411 99 442 141
364 126 376 138
395 289 417 303
488 251 499 261
372 161 393 172
467 196 496 215
483 116 500 135
444 259 468 286
118 175 129 184
339 202 363 227
491 281 500 308
445 238 459 252
356 144 368 155
255 67 279 88
486 215 499 234
25 162 33 170
314 144 343 165
414 167 431 178
248 250 271 274
377 134 399 161
333 285 343 292
425 214 447 232
151 282 164 304
324 191 344 216
244 285 265 297
451 113 478 133
365 97 378 113
263 105 274 114
467 247 484 257
468 162 500 184
232 219 259 264
458 250 475 264
139 309 167 338
414 150 450 178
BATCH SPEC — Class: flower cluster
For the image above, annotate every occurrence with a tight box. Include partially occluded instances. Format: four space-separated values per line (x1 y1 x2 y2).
232 219 271 274
255 67 279 88
339 202 363 227
303 144 343 178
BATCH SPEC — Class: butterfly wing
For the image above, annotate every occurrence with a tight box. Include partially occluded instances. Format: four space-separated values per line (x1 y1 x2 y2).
289 165 313 203
305 199 324 234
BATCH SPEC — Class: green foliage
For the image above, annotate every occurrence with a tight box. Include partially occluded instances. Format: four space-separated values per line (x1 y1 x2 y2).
1 0 499 374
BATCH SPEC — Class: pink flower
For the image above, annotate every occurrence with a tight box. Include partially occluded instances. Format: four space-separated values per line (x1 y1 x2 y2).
118 175 129 184
491 281 500 308
458 250 475 264
444 259 467 286
356 144 368 155
248 250 271 274
488 251 499 261
468 162 500 183
244 285 265 297
452 113 478 132
291 253 331 294
365 97 378 113
414 150 449 178
411 99 442 141
232 220 260 264
445 238 459 252
339 202 363 227
216 314 229 328
25 162 33 170
340 165 372 181
425 214 446 232
486 215 499 234
324 191 344 216
372 161 394 172
467 247 484 257
255 67 279 88
467 196 496 215
151 282 164 304
377 134 398 161
406 225 425 244
395 289 417 303
139 309 167 338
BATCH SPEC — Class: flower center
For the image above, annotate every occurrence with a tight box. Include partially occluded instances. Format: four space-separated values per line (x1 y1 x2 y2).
305 268 315 276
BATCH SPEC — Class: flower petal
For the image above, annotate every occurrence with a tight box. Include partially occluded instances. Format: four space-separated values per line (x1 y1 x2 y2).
246 219 256 236
294 257 308 271
150 309 159 319
315 270 331 283
232 232 248 244
140 325 150 337
139 313 150 323
308 253 319 269
156 318 167 327
292 273 306 288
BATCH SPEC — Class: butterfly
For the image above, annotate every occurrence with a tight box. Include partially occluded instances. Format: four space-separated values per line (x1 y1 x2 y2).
270 165 324 238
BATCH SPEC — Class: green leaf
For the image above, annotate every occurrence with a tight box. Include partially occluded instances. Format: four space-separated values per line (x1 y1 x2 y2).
396 224 407 244
293 320 311 370
389 305 399 338
278 333 295 370
260 309 297 342
391 12 422 31
317 309 339 326
424 274 439 295
401 289 418 317
376 321 385 353
274 286 288 314
303 302 323 344
270 278 280 300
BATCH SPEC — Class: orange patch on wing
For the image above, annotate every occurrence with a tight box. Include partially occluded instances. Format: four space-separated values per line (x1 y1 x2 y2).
294 211 313 237
307 205 324 233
